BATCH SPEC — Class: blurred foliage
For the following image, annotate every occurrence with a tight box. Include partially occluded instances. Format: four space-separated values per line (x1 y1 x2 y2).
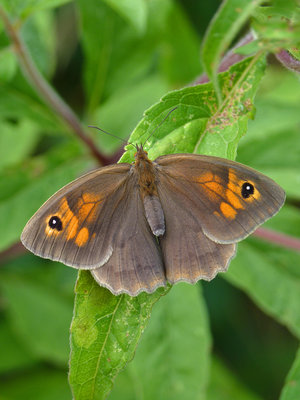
0 0 299 399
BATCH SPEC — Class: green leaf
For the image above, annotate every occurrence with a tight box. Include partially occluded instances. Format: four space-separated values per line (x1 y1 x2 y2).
238 127 300 199
262 0 299 20
1 0 72 18
0 252 77 298
252 3 300 52
256 67 300 104
0 46 17 82
280 347 300 400
0 319 37 373
225 205 300 339
0 141 82 203
0 367 71 400
288 48 300 62
0 273 73 365
261 168 300 199
110 283 211 400
208 357 263 400
201 0 264 103
70 54 266 399
77 0 170 115
121 55 266 163
0 144 90 252
102 0 147 34
0 80 63 130
0 255 76 373
69 271 168 400
92 75 169 154
21 9 56 77
159 2 202 85
234 40 261 56
0 119 40 171
237 69 300 198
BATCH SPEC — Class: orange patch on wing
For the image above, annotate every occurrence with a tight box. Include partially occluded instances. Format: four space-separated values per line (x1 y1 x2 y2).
60 198 79 239
75 227 89 247
82 193 102 203
196 172 226 201
220 202 237 220
226 189 244 209
78 202 96 221
205 182 225 197
67 217 79 239
77 192 102 222
248 181 261 201
214 174 222 183
228 169 240 193
213 210 221 218
253 190 260 200
195 171 214 183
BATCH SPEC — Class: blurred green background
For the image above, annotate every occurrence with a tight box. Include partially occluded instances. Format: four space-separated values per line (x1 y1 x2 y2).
0 0 299 399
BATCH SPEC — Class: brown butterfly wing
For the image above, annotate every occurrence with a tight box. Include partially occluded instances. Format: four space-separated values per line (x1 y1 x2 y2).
21 164 130 267
91 180 166 295
156 154 285 244
157 182 236 283
21 164 165 295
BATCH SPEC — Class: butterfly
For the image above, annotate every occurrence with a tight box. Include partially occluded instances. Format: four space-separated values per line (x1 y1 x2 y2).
21 145 285 296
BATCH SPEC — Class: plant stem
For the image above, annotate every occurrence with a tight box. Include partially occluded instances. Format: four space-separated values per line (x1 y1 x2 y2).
254 227 300 252
195 31 255 84
276 50 300 73
0 7 110 165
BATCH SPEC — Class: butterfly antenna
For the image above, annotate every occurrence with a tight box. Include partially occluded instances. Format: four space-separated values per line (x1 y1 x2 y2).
142 107 178 147
88 125 129 145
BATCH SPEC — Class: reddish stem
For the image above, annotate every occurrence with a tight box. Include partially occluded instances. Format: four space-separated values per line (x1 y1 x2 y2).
0 7 112 166
254 227 300 252
194 31 255 84
275 50 300 73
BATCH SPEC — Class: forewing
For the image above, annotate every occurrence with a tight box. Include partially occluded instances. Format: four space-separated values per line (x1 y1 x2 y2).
156 154 285 244
21 164 131 268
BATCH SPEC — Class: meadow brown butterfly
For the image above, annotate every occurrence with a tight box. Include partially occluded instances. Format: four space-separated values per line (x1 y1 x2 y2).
21 140 285 296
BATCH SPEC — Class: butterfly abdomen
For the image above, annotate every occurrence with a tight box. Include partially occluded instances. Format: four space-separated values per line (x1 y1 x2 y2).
143 195 165 237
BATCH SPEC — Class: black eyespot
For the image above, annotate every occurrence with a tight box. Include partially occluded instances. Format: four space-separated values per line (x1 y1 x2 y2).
48 216 63 231
241 182 254 199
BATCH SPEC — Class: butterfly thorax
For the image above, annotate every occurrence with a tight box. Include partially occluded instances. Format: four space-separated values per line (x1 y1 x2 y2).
134 145 158 197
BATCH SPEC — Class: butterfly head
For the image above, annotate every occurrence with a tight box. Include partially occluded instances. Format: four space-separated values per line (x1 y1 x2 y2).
134 144 149 162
